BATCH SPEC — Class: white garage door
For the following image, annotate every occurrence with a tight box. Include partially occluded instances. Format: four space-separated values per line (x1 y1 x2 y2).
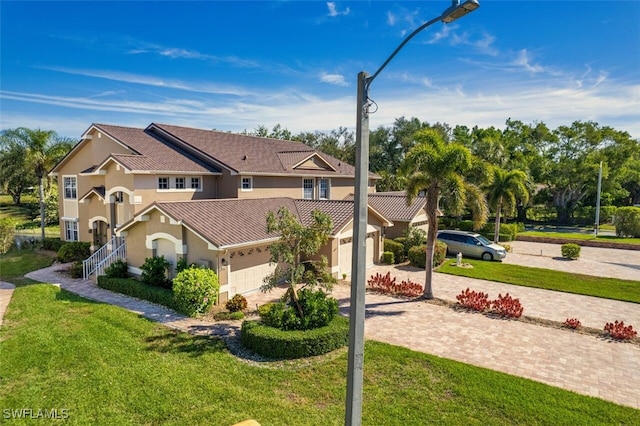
339 233 376 277
229 246 276 296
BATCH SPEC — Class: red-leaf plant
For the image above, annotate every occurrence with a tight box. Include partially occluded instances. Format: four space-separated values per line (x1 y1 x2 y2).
456 288 490 312
367 272 423 298
563 318 582 329
604 321 638 340
491 293 523 318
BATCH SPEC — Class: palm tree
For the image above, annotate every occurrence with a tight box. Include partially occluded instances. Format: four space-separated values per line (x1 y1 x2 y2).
403 128 488 299
485 168 529 243
0 128 73 244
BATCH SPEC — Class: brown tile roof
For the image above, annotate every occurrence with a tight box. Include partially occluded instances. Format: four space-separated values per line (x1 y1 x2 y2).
93 124 220 174
149 123 359 177
346 192 426 222
133 198 358 248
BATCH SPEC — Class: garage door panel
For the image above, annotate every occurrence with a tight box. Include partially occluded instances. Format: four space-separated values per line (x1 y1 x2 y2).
339 234 376 277
229 246 275 295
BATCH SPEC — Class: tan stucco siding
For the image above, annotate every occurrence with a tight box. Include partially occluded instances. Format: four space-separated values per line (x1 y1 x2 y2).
87 129 132 165
237 176 298 199
79 196 109 242
216 170 239 199
122 222 152 269
104 162 134 192
384 222 409 239
133 174 217 211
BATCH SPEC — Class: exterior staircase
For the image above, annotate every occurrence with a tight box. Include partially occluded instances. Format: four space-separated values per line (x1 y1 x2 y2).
83 236 127 280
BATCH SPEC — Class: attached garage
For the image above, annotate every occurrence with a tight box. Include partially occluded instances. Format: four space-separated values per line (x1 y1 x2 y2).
228 245 276 295
338 232 377 277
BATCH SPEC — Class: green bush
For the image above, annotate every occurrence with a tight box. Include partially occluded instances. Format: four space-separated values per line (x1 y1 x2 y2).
226 294 248 312
240 315 349 359
485 232 514 242
214 311 245 321
0 218 15 254
97 276 179 311
408 241 447 269
172 267 220 317
380 251 395 264
57 242 91 263
260 289 338 331
42 237 64 252
384 239 404 263
614 206 640 238
404 227 427 250
69 261 84 278
258 303 277 318
140 256 171 288
561 243 581 260
104 259 129 278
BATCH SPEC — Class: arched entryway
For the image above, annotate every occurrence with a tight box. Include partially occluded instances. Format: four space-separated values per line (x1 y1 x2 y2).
91 219 109 249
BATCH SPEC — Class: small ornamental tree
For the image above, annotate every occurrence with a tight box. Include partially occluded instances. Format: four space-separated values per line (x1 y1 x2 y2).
261 206 334 321
172 266 220 317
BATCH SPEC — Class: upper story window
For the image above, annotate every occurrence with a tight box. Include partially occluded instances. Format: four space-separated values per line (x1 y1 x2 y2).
303 178 314 199
191 177 201 190
319 178 330 199
241 176 253 192
63 176 77 199
175 177 185 189
158 177 169 190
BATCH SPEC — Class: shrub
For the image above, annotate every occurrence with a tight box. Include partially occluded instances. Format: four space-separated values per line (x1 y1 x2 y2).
404 227 427 251
614 206 640 238
258 303 277 318
408 245 426 269
563 318 582 329
380 251 395 264
97 276 179 311
261 289 338 331
240 315 349 359
226 294 248 312
604 321 637 340
367 272 422 298
433 240 447 268
104 259 129 278
456 288 490 312
172 267 220 317
491 293 523 318
561 243 581 260
176 257 189 273
485 232 514 242
57 241 91 263
384 239 404 263
69 261 84 278
214 311 245 321
42 237 64 252
0 218 16 254
140 256 171 288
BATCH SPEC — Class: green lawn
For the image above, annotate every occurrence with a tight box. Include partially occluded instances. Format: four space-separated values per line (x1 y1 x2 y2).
438 259 640 303
0 194 60 236
1 283 638 425
0 249 56 286
519 231 640 245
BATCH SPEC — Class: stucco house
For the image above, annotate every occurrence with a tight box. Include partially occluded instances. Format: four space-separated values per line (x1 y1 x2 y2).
49 122 425 300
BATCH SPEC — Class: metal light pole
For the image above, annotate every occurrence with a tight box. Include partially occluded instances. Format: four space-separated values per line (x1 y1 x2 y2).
345 1 480 424
594 161 603 237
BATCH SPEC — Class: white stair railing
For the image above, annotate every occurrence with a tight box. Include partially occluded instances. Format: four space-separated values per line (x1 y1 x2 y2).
83 236 127 280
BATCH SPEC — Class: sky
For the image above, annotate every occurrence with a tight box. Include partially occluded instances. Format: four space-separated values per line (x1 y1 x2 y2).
1 1 639 141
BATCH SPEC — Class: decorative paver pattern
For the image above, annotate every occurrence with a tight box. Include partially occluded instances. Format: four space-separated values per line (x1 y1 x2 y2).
0 281 16 328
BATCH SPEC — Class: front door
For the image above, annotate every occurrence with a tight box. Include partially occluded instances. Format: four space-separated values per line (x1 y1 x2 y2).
92 220 108 248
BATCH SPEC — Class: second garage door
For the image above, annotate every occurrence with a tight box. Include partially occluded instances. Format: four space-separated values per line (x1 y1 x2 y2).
228 245 276 296
339 233 376 277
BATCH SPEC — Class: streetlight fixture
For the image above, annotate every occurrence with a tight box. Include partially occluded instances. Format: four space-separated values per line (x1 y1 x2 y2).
346 1 480 425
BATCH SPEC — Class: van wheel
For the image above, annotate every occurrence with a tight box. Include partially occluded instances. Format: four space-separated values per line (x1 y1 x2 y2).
481 252 493 261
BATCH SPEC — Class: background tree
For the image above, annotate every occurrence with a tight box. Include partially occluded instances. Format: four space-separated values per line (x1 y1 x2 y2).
0 142 31 205
0 128 74 242
402 128 488 299
485 168 529 243
261 206 333 317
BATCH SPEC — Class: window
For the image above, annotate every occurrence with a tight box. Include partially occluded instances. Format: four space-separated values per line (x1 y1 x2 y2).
319 178 330 199
113 191 124 203
175 177 185 189
158 177 169 190
241 176 252 191
63 176 77 199
303 178 314 199
190 177 201 190
64 220 78 241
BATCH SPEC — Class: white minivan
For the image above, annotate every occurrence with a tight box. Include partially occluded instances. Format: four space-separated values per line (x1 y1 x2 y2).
437 230 507 261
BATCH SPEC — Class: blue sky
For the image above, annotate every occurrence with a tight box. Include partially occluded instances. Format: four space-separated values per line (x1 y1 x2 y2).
1 1 639 140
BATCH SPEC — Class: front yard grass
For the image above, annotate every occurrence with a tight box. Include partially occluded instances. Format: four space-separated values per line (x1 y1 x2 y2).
438 259 640 303
1 283 638 425
519 231 640 245
0 248 56 286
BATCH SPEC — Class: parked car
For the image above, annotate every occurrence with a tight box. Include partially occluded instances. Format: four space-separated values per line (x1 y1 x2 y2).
436 230 507 261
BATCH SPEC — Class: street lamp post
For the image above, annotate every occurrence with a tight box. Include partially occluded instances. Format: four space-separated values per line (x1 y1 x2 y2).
345 1 480 424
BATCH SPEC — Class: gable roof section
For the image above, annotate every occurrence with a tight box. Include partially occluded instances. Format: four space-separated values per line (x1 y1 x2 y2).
120 197 391 249
79 186 105 203
148 123 362 177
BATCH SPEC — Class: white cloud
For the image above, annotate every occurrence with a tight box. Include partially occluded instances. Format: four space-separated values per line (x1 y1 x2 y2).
387 11 396 26
327 2 349 17
320 73 348 87
513 49 545 74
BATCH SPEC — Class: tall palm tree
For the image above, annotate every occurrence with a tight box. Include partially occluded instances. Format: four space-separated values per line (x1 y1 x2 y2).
1 128 73 244
403 128 488 299
485 168 529 243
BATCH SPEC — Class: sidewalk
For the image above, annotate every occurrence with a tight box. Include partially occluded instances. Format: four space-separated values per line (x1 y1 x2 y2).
10 263 640 409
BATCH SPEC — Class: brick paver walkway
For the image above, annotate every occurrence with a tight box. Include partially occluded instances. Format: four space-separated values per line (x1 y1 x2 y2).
0 281 16 328
6 253 639 410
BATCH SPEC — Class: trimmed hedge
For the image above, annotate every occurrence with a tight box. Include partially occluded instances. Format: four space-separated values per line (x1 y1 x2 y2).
380 251 395 264
408 241 447 269
240 315 350 359
561 243 581 260
97 276 180 312
384 239 404 263
57 242 91 263
42 237 65 252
